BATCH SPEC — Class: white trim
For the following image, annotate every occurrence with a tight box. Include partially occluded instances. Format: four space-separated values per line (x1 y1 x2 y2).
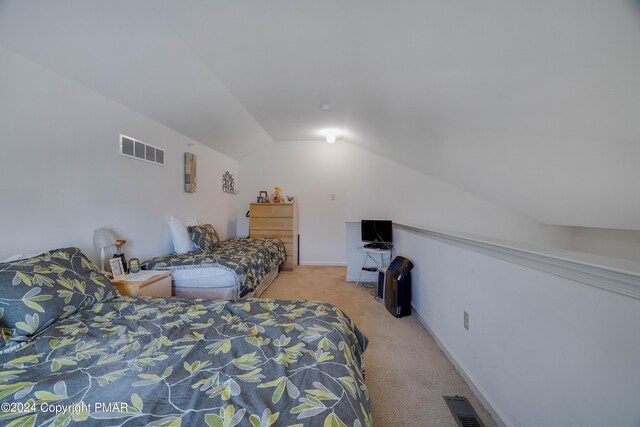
411 304 511 427
299 261 346 266
346 275 376 282
395 223 640 300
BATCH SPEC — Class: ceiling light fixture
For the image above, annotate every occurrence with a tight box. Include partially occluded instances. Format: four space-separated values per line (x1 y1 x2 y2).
326 133 336 144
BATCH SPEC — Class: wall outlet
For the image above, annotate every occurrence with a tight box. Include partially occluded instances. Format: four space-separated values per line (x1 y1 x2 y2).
464 311 469 331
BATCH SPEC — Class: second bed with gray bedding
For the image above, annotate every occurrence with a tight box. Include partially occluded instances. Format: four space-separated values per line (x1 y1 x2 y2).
142 238 286 298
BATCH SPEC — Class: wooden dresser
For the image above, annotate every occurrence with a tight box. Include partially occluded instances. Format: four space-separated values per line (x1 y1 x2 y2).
249 203 298 270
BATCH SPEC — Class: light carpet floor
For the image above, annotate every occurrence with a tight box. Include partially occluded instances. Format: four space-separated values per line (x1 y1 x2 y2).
262 266 497 427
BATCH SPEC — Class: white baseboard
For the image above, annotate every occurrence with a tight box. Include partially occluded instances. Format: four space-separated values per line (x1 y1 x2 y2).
346 275 377 282
299 261 347 266
411 303 512 427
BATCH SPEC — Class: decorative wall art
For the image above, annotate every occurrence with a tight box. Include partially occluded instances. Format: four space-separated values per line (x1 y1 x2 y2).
184 152 197 193
222 171 238 195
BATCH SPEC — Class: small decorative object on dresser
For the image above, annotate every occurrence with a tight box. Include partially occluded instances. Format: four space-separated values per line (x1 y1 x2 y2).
110 270 172 297
259 190 268 202
129 257 141 273
113 239 128 273
271 186 284 203
249 202 298 270
109 257 125 279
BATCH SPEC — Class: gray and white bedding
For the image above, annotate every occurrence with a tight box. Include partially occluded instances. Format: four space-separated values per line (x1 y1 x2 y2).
0 247 372 426
142 238 286 297
171 266 237 297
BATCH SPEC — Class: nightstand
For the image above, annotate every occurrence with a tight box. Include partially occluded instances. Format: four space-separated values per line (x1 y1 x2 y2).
111 270 172 297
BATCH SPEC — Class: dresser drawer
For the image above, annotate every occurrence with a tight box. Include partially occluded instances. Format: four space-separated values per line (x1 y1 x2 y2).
112 273 172 297
250 204 294 218
139 276 172 297
250 230 294 242
283 243 294 257
250 217 293 231
281 258 295 271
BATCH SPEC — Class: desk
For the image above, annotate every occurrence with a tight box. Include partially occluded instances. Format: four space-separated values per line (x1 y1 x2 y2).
356 247 392 286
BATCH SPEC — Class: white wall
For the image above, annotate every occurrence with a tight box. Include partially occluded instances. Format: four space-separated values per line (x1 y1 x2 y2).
237 141 572 264
569 227 640 263
395 227 640 427
0 47 238 263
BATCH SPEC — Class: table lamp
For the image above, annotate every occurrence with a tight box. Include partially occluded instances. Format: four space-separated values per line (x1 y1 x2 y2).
93 227 116 272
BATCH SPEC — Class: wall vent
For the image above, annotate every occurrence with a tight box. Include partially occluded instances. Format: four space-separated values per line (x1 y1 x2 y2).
444 396 485 427
120 134 165 166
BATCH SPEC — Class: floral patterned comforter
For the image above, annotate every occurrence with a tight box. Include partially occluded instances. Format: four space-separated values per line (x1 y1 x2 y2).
142 238 286 297
0 297 371 426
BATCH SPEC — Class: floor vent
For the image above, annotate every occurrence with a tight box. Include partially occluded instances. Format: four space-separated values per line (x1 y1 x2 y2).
444 396 485 427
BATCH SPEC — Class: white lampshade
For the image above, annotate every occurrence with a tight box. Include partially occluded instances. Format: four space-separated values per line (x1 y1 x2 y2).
93 228 116 250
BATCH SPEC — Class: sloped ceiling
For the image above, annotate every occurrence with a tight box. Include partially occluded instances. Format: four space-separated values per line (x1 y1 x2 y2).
1 0 639 229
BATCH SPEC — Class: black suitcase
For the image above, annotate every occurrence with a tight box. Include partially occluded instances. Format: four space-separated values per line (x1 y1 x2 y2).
384 256 414 317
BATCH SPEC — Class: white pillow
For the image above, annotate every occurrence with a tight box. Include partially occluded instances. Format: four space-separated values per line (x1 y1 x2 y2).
169 216 198 254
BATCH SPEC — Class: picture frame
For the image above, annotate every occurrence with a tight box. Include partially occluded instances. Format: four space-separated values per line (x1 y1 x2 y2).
129 258 141 274
184 152 197 193
109 257 125 280
259 191 268 200
257 196 265 203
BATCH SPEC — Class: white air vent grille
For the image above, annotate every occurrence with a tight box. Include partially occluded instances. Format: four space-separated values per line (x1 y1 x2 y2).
120 134 165 166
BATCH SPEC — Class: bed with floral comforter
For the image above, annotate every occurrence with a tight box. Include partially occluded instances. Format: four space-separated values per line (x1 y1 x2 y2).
0 296 371 427
142 238 286 297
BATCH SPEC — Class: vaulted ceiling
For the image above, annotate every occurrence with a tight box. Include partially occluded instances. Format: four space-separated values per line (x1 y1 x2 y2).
1 0 639 229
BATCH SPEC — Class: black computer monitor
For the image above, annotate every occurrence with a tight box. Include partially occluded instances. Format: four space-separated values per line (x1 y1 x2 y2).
361 220 393 244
